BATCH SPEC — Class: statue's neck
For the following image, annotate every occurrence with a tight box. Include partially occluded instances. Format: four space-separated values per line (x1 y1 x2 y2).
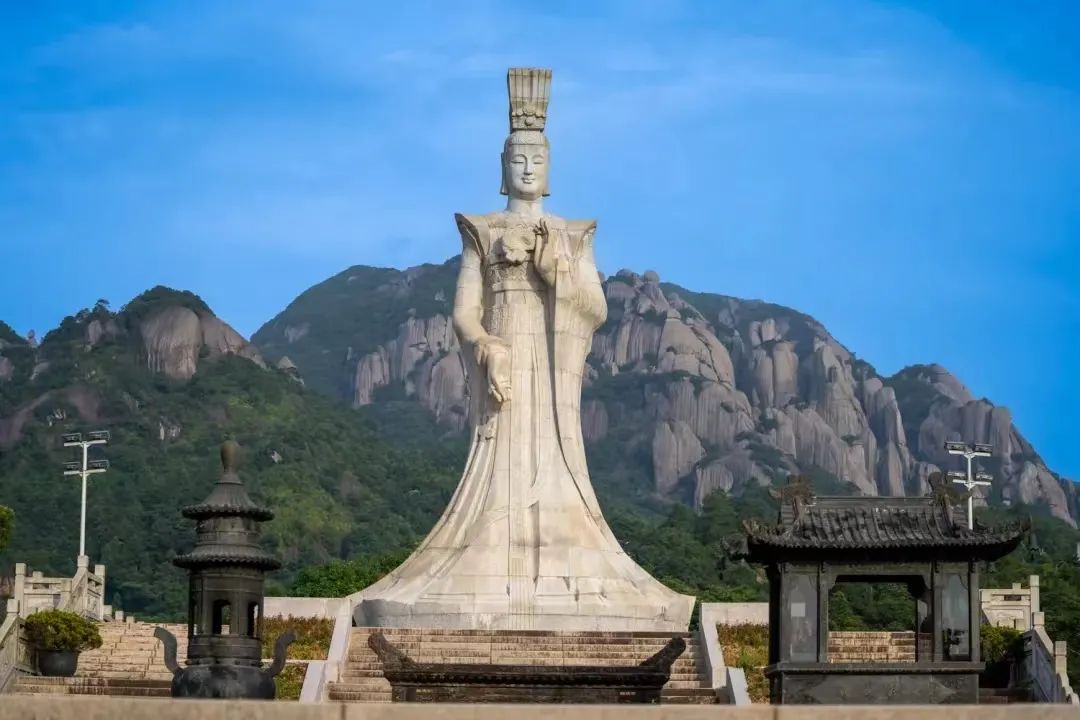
506 197 544 218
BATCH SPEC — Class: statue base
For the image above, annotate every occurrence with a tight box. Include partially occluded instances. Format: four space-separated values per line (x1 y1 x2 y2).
353 594 693 632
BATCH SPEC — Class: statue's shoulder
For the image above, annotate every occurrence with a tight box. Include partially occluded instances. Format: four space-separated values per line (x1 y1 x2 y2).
454 213 501 256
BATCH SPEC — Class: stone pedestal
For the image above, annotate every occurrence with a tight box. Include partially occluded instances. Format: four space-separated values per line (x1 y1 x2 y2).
767 662 983 704
370 630 686 704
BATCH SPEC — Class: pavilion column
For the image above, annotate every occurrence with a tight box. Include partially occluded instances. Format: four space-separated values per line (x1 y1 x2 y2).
932 562 944 662
768 567 781 665
817 564 830 663
969 562 981 662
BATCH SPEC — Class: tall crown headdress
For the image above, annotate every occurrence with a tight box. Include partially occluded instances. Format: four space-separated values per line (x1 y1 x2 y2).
507 68 551 133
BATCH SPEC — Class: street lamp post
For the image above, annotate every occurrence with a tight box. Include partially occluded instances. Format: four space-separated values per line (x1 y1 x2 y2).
945 440 993 530
62 431 110 561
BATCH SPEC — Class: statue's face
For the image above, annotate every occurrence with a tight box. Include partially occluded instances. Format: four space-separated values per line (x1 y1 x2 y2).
502 142 548 200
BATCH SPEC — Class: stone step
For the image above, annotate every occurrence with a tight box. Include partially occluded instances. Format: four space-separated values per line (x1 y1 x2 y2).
351 640 697 652
660 690 717 705
14 677 172 698
18 677 169 688
325 686 714 704
75 664 154 674
344 656 701 670
15 685 170 697
73 670 174 680
352 628 691 637
338 668 703 681
328 688 393 702
357 640 695 651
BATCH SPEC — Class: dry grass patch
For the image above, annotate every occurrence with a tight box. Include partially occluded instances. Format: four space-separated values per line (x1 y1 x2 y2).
717 623 769 703
262 615 333 660
274 663 308 700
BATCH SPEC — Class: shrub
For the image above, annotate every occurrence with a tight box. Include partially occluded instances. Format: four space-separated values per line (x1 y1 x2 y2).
0 505 12 552
23 610 103 652
980 624 1024 688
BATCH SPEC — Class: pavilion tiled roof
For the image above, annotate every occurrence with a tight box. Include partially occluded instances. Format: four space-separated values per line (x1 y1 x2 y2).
742 477 1028 561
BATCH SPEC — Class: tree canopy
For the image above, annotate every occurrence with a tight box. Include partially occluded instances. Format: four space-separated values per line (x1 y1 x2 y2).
0 505 12 553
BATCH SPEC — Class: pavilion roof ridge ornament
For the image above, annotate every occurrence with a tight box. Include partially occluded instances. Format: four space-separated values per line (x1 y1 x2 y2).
927 470 971 507
182 440 273 521
768 474 815 536
507 67 551 132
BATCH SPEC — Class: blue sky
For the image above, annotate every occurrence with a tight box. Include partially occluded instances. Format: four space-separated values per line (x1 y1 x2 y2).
1 1 1077 478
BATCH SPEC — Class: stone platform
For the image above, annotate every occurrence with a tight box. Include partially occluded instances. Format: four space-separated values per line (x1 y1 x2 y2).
329 628 716 705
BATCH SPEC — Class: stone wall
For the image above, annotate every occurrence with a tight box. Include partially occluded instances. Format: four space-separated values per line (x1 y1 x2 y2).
827 631 924 663
3 697 1080 719
263 597 348 620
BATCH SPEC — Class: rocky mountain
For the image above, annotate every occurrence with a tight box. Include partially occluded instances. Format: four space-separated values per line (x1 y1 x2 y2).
254 258 1079 525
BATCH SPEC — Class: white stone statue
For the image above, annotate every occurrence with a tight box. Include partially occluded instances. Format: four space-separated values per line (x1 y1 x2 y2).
353 68 693 631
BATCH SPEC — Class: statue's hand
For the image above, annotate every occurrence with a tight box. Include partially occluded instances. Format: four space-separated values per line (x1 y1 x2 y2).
473 335 508 368
485 343 511 404
534 218 558 286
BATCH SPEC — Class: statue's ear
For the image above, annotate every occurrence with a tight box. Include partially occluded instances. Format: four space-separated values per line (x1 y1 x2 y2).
542 146 551 196
499 150 508 196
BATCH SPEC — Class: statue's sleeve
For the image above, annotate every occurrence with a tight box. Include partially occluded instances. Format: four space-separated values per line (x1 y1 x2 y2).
452 214 493 437
452 214 490 347
562 221 606 329
551 219 606 518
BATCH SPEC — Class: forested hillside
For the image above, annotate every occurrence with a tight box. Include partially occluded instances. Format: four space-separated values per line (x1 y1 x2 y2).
0 291 461 616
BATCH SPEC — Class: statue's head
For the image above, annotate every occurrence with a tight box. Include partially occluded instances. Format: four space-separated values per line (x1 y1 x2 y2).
501 131 550 200
501 68 553 200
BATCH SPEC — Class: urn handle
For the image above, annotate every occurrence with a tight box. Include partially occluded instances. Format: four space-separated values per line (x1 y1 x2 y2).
153 626 180 675
263 629 296 678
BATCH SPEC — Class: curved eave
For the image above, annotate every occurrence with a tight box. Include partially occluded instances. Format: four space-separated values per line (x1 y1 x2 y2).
744 529 1026 564
173 553 281 571
181 504 274 521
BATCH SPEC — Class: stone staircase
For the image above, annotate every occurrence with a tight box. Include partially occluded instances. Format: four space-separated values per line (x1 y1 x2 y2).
14 621 186 697
979 687 1033 704
329 628 716 704
828 631 917 663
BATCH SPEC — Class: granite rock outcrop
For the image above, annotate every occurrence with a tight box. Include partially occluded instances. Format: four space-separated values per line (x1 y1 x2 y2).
253 260 1079 526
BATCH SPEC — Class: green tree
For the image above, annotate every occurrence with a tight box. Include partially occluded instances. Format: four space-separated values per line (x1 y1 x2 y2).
289 550 412 597
0 505 12 552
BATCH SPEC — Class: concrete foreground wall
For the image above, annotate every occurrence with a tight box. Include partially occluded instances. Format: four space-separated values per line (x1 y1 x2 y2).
2 698 1080 720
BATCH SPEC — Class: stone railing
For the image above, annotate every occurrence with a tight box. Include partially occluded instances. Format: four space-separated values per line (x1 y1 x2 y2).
981 575 1076 704
0 610 33 694
982 574 1040 631
299 602 352 703
1018 611 1078 704
8 557 108 621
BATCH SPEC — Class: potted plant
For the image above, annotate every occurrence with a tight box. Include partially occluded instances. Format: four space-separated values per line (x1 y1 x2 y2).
23 609 103 677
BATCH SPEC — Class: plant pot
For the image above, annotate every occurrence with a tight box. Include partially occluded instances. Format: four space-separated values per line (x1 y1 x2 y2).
37 650 79 677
